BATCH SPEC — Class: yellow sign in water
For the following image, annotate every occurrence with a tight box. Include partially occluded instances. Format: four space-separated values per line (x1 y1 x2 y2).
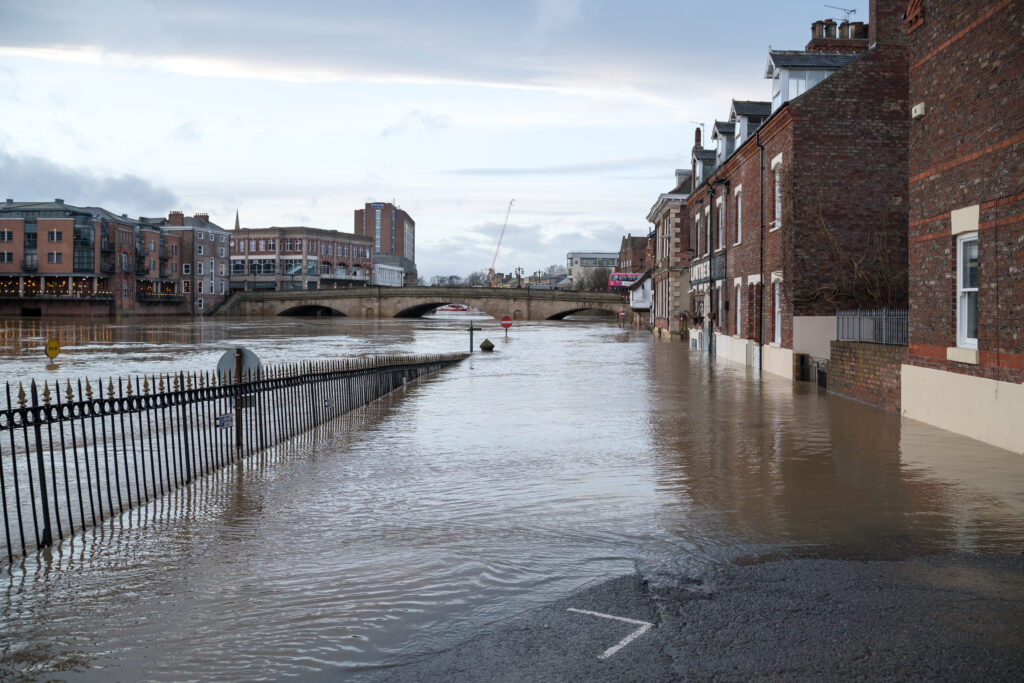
45 338 60 360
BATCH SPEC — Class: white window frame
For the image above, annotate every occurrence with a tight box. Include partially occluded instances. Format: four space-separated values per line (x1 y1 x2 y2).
734 186 743 244
735 284 742 337
197 262 204 276
183 263 191 275
773 281 782 345
197 297 204 310
956 233 978 349
770 154 784 231
716 197 724 252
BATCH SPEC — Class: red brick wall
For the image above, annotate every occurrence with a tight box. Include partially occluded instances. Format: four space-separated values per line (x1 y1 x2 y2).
906 0 1024 384
828 340 907 412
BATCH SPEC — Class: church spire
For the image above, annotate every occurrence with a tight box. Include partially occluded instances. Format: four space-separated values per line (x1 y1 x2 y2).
234 209 240 231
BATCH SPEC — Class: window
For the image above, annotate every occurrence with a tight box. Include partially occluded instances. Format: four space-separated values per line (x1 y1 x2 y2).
375 209 382 251
197 232 204 240
771 160 783 230
183 280 191 293
220 235 226 243
219 263 225 276
0 251 11 262
197 244 204 256
149 259 155 270
219 281 225 295
773 282 782 345
258 240 265 252
284 239 292 251
267 239 275 251
957 234 978 349
48 251 63 263
736 285 742 336
717 199 724 250
232 260 245 275
172 263 177 273
197 297 204 310
149 241 155 252
198 280 204 293
183 263 191 275
172 245 178 255
219 247 225 258
48 230 63 242
197 262 204 275
735 191 743 244
0 230 12 241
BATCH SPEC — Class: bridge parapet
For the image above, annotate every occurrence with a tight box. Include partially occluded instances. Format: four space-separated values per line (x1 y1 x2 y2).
216 287 624 321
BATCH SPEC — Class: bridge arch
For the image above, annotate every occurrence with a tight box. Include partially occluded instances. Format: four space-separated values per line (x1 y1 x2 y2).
278 305 345 317
546 307 618 320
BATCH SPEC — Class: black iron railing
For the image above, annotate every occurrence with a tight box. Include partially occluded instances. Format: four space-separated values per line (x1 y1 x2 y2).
0 352 467 563
836 309 908 346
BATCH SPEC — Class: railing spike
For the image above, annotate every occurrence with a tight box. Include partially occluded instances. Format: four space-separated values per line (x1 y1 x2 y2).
126 378 133 396
84 378 93 400
17 382 26 407
143 375 151 395
41 380 51 405
65 380 74 402
107 377 115 399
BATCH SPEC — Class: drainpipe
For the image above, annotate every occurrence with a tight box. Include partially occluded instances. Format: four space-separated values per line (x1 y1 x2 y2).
755 128 765 375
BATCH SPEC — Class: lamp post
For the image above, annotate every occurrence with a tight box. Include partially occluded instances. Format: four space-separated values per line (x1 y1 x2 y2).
515 266 523 288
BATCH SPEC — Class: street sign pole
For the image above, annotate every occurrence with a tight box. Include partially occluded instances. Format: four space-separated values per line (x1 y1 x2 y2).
500 315 513 338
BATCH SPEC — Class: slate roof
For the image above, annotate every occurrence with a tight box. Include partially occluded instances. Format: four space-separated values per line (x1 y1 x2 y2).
731 100 772 118
766 50 859 74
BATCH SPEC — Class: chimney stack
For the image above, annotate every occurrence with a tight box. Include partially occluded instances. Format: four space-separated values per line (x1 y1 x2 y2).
838 20 850 38
812 20 824 39
694 126 702 147
169 210 185 226
824 18 836 38
194 212 209 223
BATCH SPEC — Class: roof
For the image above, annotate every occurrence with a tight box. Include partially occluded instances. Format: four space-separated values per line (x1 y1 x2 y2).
731 100 772 118
766 50 859 75
711 121 735 139
0 200 93 216
694 149 717 161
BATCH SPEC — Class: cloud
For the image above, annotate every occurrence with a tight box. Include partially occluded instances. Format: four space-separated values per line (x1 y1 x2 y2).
381 110 451 137
0 150 178 216
534 0 586 34
447 156 669 176
169 119 202 143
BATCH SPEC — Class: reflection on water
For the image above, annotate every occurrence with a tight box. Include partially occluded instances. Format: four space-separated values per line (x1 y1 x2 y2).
1 316 1022 681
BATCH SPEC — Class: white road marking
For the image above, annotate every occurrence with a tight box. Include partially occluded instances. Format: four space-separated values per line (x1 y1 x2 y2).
566 608 653 659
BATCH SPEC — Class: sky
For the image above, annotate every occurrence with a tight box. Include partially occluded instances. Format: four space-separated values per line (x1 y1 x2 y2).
0 0 868 280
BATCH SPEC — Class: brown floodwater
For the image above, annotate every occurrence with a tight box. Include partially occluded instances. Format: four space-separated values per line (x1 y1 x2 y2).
0 314 1022 681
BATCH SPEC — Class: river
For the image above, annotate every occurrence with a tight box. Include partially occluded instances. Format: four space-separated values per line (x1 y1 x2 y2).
1 314 1022 681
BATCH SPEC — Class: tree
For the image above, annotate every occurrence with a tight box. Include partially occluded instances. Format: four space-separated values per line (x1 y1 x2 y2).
573 267 612 292
465 270 488 287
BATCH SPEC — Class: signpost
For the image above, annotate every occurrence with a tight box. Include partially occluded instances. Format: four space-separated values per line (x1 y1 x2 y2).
45 339 60 360
500 315 513 338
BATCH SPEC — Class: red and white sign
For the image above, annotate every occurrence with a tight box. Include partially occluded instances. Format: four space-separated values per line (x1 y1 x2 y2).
500 315 513 329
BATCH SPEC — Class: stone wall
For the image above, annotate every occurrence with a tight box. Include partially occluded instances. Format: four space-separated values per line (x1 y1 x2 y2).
828 341 907 412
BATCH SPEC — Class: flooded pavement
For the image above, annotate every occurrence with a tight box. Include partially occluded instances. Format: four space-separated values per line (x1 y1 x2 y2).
1 315 1022 680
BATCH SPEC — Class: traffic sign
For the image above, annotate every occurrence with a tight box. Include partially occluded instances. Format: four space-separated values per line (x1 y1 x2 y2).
45 338 60 360
500 316 513 329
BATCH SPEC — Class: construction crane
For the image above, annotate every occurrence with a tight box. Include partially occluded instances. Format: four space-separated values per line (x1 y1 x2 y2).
488 199 515 287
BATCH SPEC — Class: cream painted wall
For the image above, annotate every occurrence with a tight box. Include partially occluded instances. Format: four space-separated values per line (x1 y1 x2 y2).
715 333 753 367
763 345 793 379
902 364 1024 455
793 315 837 359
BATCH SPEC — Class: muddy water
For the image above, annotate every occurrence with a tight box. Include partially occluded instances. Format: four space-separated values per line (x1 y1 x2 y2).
1 315 1022 681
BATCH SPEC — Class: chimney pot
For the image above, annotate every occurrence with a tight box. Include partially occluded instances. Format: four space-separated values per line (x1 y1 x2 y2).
812 20 824 39
839 20 850 38
694 127 702 146
824 19 836 38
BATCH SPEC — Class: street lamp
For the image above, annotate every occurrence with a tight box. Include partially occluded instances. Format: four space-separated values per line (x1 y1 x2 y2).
515 266 523 288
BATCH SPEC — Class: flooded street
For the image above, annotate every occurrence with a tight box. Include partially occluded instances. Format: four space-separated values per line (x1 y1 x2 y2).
1 315 1023 681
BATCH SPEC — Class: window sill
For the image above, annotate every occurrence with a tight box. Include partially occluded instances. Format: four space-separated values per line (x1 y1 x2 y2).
769 225 781 233
946 346 979 365
733 240 742 246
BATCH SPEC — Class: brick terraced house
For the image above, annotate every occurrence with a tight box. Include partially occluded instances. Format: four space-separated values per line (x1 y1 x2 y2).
685 0 910 379
900 0 1024 453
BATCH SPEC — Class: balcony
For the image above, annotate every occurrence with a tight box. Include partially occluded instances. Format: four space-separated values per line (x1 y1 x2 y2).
137 291 186 304
21 259 37 272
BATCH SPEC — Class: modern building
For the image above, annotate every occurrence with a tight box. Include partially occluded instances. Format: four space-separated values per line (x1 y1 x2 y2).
646 170 692 340
565 252 617 290
900 0 1024 453
685 1 909 378
1 199 186 317
354 202 417 285
229 226 373 292
144 211 231 315
372 263 404 287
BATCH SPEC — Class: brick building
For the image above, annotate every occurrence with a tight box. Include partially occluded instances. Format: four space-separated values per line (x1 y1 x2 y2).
685 0 909 379
0 199 186 317
144 211 230 315
354 202 417 285
617 234 650 274
646 170 692 339
900 0 1024 453
229 225 373 291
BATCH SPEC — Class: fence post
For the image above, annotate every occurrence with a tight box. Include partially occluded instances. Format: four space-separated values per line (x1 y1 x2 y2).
30 381 53 549
234 348 243 454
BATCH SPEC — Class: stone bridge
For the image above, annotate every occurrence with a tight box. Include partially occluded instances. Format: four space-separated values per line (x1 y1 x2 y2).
215 286 626 320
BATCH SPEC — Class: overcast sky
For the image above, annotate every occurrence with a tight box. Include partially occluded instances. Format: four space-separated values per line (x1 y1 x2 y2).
0 0 867 279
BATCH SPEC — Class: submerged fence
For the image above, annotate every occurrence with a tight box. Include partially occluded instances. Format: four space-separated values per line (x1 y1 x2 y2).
836 308 908 346
0 352 467 563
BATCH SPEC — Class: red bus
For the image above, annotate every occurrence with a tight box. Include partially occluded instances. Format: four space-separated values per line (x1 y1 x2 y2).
608 272 642 292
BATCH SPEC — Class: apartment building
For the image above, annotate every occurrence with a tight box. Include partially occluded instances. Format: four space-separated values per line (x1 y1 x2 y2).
646 170 692 339
229 226 373 292
354 202 417 285
144 211 230 315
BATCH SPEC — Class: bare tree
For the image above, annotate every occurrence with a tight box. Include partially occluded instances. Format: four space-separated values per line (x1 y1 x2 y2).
573 267 612 292
465 270 488 286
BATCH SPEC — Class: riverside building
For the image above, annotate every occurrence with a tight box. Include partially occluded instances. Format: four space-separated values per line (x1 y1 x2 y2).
354 202 417 285
229 225 373 292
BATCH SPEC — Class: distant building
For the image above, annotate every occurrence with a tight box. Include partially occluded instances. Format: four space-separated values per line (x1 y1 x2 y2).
354 202 417 285
646 170 692 340
617 234 650 273
372 263 404 287
566 252 617 287
229 225 373 292
145 211 231 315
